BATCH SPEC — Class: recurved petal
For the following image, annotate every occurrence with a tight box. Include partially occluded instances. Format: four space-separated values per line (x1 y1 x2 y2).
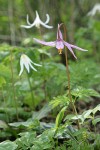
70 44 88 51
44 14 50 24
26 56 34 64
57 25 63 39
19 59 24 76
36 11 40 18
21 15 36 29
29 63 37 72
24 61 30 73
33 63 42 67
40 20 53 29
64 41 77 59
19 69 23 76
56 40 64 49
20 23 35 29
26 14 33 25
34 38 56 47
59 29 63 39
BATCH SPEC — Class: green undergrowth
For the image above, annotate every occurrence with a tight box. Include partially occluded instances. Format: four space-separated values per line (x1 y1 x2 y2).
0 44 100 150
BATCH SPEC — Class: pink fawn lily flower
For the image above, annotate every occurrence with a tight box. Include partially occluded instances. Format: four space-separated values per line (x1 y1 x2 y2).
19 54 42 76
33 24 88 59
21 11 53 29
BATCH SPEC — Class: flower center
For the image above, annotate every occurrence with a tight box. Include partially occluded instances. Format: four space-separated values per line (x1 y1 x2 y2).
58 49 62 54
36 22 40 28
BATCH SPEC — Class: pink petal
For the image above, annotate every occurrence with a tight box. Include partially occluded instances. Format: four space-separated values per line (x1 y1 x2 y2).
70 44 88 51
33 38 56 47
56 40 64 49
64 41 77 59
57 24 63 39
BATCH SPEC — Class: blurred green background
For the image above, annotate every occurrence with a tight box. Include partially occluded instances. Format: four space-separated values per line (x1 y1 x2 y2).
0 0 100 57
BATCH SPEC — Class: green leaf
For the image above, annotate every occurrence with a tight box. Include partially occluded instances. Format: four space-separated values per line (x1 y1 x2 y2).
92 118 100 126
31 129 55 150
38 49 51 57
9 119 40 129
0 64 11 79
65 105 100 124
82 109 93 119
64 109 93 124
0 76 6 87
32 103 52 120
72 109 93 124
0 120 8 129
50 94 70 108
92 104 100 114
64 114 75 121
56 106 66 128
16 132 36 149
0 141 17 150
72 87 100 98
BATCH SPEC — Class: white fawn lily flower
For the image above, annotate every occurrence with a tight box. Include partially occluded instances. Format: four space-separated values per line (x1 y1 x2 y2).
19 54 42 76
21 11 53 29
87 3 100 16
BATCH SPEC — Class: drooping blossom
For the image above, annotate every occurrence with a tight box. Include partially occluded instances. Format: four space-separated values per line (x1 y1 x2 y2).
33 24 88 59
21 11 53 29
87 3 100 16
19 54 41 76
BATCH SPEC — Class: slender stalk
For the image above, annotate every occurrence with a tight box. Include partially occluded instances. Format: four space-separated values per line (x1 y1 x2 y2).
10 48 18 120
26 72 34 108
38 27 43 39
61 24 80 129
2 86 9 123
93 114 96 134
38 27 47 101
8 0 18 120
8 0 16 45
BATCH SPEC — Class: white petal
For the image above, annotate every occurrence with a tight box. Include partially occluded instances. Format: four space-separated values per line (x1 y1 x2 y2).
24 61 30 73
29 63 37 71
19 57 24 76
33 63 42 67
21 24 33 29
19 70 23 76
20 22 36 29
26 56 34 64
21 15 36 29
34 15 41 28
22 55 30 73
26 14 31 25
40 20 53 29
87 4 100 16
36 11 40 18
44 14 50 24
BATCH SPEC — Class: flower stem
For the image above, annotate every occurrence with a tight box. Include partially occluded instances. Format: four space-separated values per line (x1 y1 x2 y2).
61 24 80 129
38 27 47 101
26 72 34 108
10 48 18 120
2 86 9 123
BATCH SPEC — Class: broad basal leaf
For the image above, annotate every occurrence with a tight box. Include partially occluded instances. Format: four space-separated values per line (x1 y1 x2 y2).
0 141 17 150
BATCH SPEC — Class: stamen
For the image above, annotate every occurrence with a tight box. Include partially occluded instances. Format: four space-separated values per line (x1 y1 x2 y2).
58 49 62 54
